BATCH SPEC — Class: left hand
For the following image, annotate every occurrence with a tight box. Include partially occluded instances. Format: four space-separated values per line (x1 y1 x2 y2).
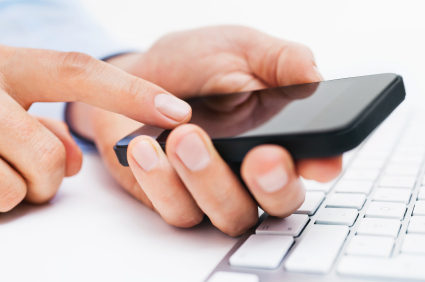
69 26 341 236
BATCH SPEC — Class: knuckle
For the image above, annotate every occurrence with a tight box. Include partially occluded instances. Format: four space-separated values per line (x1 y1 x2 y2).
56 51 96 79
164 210 204 228
0 179 26 213
119 77 148 104
33 134 66 176
218 213 257 237
23 135 66 204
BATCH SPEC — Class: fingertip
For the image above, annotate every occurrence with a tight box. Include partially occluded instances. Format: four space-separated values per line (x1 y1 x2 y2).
297 156 343 183
165 124 209 155
313 65 324 81
241 144 295 184
128 135 163 173
241 145 305 217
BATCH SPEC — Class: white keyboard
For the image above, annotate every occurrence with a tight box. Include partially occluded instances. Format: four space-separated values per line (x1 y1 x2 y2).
206 106 425 282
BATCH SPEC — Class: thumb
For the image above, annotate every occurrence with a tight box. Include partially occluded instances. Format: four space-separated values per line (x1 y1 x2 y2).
239 28 322 86
0 46 191 129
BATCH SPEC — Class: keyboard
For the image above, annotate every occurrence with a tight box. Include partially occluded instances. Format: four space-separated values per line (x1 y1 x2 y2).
206 105 425 282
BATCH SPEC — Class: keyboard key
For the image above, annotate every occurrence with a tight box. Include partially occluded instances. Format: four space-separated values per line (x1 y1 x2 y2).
342 150 356 168
390 154 423 165
418 187 425 200
338 255 425 280
372 188 411 204
315 208 358 226
401 234 425 255
345 235 394 257
407 216 425 234
256 214 309 237
350 158 385 169
325 193 366 209
413 201 425 216
294 192 324 215
342 169 380 181
302 179 335 194
384 164 421 176
357 150 388 159
365 202 406 220
207 272 259 282
395 147 425 155
379 175 416 189
334 180 374 194
229 234 293 269
284 225 348 274
356 218 401 238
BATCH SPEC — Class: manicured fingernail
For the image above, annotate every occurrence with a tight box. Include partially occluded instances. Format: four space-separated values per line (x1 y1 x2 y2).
313 65 324 81
155 93 191 122
176 132 210 171
132 140 159 172
256 164 288 193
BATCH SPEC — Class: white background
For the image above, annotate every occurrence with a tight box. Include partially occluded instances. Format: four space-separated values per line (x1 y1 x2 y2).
2 1 425 282
81 0 425 99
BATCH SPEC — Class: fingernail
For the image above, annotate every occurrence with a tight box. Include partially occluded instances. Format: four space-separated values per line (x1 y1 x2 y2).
132 140 159 172
256 164 288 193
155 93 191 122
313 65 324 81
176 132 210 171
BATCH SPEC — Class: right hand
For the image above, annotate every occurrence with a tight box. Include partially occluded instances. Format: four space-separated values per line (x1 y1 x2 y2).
68 26 342 236
0 45 192 212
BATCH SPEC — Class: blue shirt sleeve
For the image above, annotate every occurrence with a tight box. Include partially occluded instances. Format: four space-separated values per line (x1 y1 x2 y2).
0 0 133 58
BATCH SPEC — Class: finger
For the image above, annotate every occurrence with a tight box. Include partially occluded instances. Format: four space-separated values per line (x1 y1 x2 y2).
241 145 305 217
89 107 154 208
297 156 343 183
0 157 26 212
127 136 204 227
0 91 65 203
0 46 191 129
35 117 83 177
242 28 323 86
166 124 258 236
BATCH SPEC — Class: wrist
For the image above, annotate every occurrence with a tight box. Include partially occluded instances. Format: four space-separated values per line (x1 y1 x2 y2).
105 52 144 73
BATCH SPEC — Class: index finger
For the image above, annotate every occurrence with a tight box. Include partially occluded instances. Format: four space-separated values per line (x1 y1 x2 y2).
0 46 191 129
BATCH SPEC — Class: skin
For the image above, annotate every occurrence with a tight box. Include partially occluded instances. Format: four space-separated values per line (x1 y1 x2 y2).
0 25 342 236
69 26 342 236
0 44 191 210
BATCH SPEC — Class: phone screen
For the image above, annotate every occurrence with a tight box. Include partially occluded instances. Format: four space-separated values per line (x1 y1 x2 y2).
117 74 397 146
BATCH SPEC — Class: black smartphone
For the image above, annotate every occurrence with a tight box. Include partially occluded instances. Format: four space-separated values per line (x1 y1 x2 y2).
114 73 405 167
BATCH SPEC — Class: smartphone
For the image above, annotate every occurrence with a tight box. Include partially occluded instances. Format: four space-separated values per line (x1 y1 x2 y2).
114 73 405 166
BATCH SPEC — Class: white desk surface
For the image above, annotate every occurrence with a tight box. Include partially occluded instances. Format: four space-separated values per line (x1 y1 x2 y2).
0 153 237 282
3 1 425 281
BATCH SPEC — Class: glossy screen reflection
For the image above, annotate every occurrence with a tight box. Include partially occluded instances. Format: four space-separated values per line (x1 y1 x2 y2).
184 79 355 139
116 74 398 147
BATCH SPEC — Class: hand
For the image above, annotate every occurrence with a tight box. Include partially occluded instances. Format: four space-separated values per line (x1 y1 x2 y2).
0 45 192 212
70 26 342 236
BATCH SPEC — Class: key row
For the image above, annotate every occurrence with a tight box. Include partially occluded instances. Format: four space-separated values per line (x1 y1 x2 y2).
231 216 425 273
304 175 419 195
231 225 348 274
295 191 410 219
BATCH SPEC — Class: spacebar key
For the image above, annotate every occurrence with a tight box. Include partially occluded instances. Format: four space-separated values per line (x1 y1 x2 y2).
284 225 349 274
